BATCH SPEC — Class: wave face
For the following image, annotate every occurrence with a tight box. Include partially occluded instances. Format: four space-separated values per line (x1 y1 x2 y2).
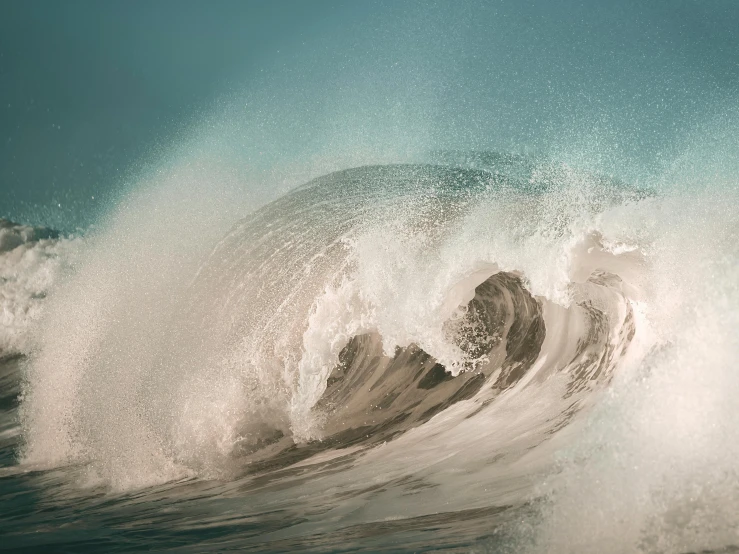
6 155 739 552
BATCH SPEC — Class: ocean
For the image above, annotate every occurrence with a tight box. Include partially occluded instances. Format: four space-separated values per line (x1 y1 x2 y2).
1 1 738 552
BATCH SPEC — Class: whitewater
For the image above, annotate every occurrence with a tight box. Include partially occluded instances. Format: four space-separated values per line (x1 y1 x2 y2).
0 134 737 551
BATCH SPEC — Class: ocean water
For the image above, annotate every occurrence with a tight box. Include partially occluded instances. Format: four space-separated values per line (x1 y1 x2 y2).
2 1 739 552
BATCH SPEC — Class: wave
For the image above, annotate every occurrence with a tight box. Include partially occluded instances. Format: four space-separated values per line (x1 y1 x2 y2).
10 154 739 551
0 219 79 358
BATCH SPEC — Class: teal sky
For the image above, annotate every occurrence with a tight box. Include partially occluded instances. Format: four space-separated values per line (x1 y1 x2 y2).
1 0 737 228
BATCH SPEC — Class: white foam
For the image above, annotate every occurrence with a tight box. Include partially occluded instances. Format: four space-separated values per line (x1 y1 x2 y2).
0 220 80 357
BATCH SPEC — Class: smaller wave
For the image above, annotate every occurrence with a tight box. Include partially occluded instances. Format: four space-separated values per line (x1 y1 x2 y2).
0 219 79 357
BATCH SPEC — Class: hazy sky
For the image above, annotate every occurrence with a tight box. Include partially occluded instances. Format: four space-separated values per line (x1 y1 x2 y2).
1 0 737 228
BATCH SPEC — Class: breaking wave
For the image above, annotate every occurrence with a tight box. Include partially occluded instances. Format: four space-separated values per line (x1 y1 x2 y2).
7 154 739 551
